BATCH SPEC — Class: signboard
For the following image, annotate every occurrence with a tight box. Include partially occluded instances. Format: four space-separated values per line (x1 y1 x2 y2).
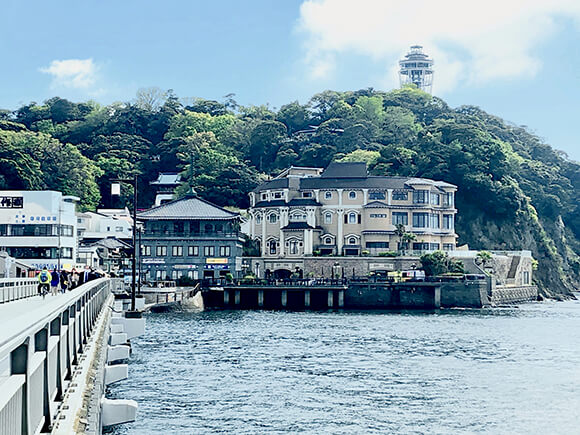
206 258 228 264
173 264 198 270
270 262 302 269
0 196 23 209
143 259 165 264
204 264 229 270
369 263 395 271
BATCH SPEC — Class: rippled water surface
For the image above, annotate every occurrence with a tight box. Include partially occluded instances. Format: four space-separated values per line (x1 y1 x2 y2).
109 299 580 434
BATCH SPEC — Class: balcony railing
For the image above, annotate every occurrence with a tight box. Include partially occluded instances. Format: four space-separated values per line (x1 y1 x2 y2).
143 230 240 238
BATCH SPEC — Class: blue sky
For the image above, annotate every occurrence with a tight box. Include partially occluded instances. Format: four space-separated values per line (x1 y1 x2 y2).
1 0 579 160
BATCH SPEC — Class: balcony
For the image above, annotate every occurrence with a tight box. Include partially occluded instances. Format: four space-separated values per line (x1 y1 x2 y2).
142 230 240 239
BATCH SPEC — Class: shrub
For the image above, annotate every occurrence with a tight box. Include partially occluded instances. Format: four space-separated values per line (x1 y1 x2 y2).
378 251 398 257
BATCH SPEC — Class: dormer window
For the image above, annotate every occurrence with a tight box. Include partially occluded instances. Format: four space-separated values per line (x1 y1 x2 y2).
348 237 357 245
261 193 267 200
290 212 307 222
325 191 332 200
324 237 333 245
302 191 313 198
348 191 357 199
274 192 282 199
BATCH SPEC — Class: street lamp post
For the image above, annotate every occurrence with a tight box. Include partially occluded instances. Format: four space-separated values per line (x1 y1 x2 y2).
138 225 142 296
111 175 138 312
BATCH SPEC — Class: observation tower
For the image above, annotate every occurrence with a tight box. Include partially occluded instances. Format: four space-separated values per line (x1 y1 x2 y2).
398 45 434 94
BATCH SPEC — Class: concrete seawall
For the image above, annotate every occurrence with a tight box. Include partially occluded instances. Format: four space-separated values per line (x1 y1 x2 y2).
492 285 538 306
203 281 538 310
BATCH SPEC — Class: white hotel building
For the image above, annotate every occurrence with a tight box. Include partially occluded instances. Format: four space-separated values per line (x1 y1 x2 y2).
0 191 78 270
248 162 458 259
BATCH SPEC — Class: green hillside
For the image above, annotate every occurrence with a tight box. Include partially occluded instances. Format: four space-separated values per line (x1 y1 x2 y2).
1 87 578 296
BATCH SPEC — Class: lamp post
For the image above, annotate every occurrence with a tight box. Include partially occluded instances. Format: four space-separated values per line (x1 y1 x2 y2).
137 224 142 296
111 175 138 312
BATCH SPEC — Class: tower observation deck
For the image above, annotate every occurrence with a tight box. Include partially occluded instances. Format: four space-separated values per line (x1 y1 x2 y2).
399 45 434 94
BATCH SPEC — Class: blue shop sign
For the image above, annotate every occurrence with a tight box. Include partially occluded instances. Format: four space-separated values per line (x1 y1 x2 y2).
204 264 229 270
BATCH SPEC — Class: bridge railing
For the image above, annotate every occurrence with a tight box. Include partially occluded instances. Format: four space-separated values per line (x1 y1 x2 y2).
204 277 349 287
0 278 38 303
0 278 112 435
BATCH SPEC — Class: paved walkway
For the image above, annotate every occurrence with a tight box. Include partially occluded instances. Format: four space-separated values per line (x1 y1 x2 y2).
0 281 104 354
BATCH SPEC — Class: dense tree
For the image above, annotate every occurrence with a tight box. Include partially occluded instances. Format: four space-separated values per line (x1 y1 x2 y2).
2 86 579 295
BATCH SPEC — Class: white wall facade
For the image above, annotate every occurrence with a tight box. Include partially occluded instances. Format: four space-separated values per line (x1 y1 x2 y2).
0 191 78 270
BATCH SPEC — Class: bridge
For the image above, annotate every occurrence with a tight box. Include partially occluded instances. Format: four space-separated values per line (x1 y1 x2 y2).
0 277 145 434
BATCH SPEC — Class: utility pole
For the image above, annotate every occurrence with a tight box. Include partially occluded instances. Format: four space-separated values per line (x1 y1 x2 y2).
111 175 138 312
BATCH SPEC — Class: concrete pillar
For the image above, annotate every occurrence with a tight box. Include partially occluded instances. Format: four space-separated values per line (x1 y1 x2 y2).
338 290 344 307
327 290 334 308
223 289 230 305
281 290 287 307
387 189 392 205
337 188 343 206
261 212 267 256
363 188 368 205
304 229 313 255
304 290 310 307
258 290 264 307
433 286 441 308
337 209 344 255
235 290 241 305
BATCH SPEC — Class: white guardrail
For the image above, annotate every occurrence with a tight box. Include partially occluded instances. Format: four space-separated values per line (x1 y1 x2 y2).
0 278 39 304
0 278 112 434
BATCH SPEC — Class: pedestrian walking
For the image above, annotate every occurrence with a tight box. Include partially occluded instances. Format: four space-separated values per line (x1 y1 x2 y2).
50 268 60 296
60 270 69 292
70 268 79 289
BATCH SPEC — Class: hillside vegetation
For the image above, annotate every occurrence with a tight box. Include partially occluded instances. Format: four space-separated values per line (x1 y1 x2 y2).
1 87 578 296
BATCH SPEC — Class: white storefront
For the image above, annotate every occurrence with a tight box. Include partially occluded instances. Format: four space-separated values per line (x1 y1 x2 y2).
0 191 79 271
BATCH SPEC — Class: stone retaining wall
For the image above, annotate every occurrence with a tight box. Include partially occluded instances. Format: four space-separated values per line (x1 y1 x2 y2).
491 285 538 306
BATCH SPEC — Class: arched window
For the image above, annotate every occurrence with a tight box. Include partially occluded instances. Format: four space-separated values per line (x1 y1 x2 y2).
256 215 262 224
324 237 333 245
325 191 332 200
349 237 357 245
269 214 278 224
288 240 299 255
324 213 332 224
348 212 357 224
349 191 357 199
268 239 277 255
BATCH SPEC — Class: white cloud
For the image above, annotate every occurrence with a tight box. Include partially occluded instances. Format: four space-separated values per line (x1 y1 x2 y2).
40 58 98 90
298 0 580 93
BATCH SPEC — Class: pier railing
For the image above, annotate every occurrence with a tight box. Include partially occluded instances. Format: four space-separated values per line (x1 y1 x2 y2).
0 278 111 434
0 278 38 303
203 277 349 288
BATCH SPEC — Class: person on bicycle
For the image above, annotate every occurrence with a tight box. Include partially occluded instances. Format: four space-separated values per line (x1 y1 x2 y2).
38 267 51 298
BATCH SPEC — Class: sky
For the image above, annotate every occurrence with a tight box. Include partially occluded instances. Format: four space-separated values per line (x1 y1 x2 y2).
1 0 579 160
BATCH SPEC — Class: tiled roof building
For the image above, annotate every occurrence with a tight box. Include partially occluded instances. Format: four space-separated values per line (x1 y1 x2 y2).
138 193 243 281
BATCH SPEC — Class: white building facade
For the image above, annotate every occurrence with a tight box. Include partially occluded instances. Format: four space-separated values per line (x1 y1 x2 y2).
248 163 458 259
0 191 78 270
